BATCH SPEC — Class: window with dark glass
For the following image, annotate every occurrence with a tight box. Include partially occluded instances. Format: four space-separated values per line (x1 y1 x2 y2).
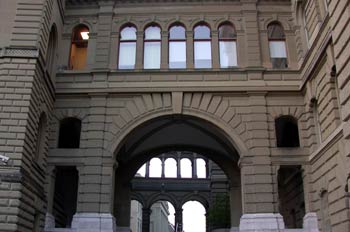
218 23 237 68
194 24 212 68
144 25 161 69
268 22 288 69
69 25 89 70
169 25 186 69
275 116 300 147
118 26 137 69
58 118 81 148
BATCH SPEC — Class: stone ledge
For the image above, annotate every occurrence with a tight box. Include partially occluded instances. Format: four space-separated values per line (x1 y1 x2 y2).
239 213 285 232
0 47 39 58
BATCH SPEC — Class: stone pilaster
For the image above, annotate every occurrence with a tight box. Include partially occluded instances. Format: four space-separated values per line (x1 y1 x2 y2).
94 1 114 69
161 31 168 69
186 31 194 70
211 30 220 69
135 31 144 70
240 93 275 213
241 0 262 67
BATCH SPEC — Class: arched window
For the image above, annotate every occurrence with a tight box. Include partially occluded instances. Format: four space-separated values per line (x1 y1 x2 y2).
46 26 57 74
58 118 82 148
35 113 47 163
144 25 161 69
119 26 137 69
267 22 288 69
69 25 89 70
169 24 186 69
182 201 206 232
180 158 192 178
149 158 162 177
164 158 177 178
275 116 300 147
218 23 237 68
196 158 206 178
194 24 212 68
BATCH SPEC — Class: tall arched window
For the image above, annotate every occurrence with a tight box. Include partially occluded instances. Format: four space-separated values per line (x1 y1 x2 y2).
194 24 212 68
196 158 206 178
180 158 192 178
119 26 137 69
46 25 57 74
149 158 162 177
169 24 186 69
182 201 206 232
144 25 161 69
164 158 177 178
69 24 89 70
267 22 288 69
218 23 237 68
58 118 82 148
275 116 300 147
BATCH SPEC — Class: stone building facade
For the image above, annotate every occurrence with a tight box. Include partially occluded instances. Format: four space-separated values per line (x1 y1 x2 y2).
0 0 349 232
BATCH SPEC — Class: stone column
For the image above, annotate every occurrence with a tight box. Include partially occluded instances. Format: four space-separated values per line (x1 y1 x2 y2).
146 161 150 178
177 157 181 178
186 31 194 70
175 208 183 232
142 208 151 232
135 31 144 70
71 95 117 232
161 31 168 69
239 92 283 232
241 0 262 67
192 157 197 178
161 157 165 178
211 30 220 69
229 186 242 229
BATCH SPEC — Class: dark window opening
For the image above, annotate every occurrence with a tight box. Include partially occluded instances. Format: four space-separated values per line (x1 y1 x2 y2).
53 166 79 228
58 118 81 148
275 116 300 147
278 166 305 228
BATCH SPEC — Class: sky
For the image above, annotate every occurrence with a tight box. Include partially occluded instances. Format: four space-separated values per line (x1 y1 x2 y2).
136 158 207 232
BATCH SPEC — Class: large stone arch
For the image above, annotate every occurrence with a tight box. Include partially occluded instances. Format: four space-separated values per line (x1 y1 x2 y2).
110 109 249 161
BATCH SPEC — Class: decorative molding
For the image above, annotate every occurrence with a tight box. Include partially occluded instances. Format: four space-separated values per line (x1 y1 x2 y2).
0 47 39 58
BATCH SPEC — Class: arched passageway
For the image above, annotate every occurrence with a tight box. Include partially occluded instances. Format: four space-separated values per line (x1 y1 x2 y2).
113 115 242 232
